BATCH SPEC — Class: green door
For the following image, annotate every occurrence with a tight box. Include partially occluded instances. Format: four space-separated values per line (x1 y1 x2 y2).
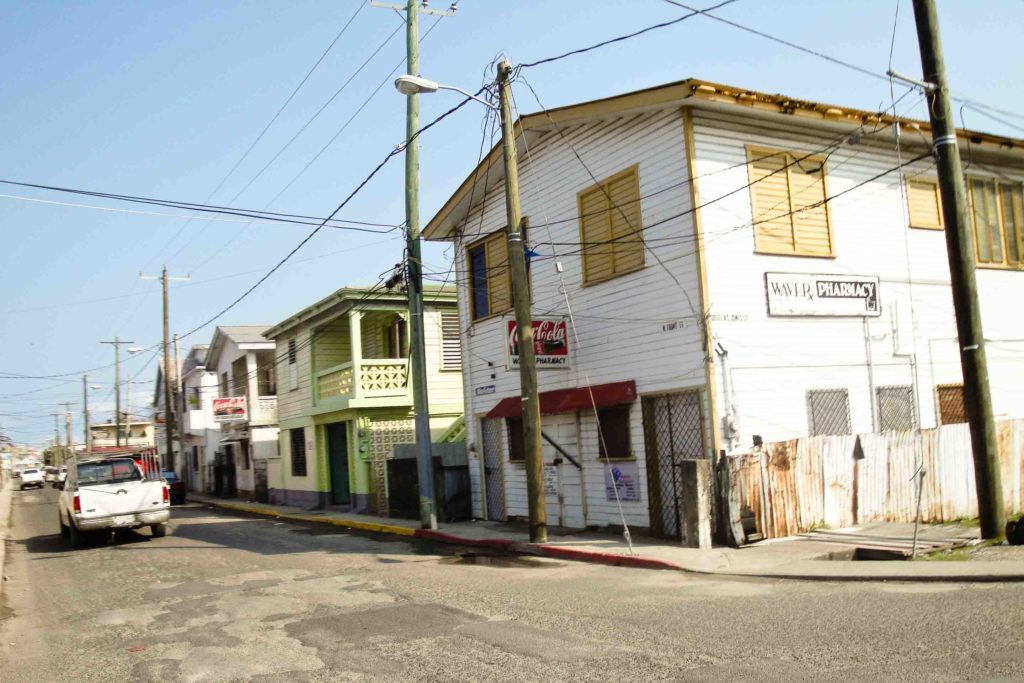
326 422 351 506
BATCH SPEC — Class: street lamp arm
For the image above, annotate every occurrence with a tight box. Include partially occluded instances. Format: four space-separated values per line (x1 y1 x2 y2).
436 84 498 111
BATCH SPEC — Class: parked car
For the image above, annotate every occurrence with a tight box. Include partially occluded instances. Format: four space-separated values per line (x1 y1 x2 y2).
56 465 68 488
162 470 186 505
44 467 58 484
58 457 170 548
17 468 44 490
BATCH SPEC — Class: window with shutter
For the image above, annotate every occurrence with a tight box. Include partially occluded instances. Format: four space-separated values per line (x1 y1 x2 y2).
287 338 299 390
748 147 833 257
290 427 307 476
440 312 462 370
907 177 944 230
466 231 513 320
968 177 1024 269
579 165 645 285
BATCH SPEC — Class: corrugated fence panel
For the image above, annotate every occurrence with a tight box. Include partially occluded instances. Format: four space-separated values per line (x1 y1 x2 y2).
795 435 824 532
821 435 856 529
855 433 890 523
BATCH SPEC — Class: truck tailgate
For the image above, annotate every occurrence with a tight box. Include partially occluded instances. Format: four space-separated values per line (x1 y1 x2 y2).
78 481 165 519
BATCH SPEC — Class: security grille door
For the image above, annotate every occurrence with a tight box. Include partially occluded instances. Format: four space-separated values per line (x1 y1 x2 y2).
807 389 852 436
877 385 917 432
642 391 705 540
481 418 506 521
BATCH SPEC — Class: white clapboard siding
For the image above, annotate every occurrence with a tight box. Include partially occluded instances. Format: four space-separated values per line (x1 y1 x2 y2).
690 107 1024 446
455 109 710 528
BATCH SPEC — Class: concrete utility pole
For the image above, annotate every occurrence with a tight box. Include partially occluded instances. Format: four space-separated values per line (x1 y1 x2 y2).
911 0 1005 540
376 0 455 530
497 59 547 543
58 402 74 461
100 337 134 446
82 375 90 457
174 333 187 485
141 266 189 471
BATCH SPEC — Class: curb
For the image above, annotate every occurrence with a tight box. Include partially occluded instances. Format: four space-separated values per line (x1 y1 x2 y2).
0 481 12 599
208 500 416 537
198 497 1024 583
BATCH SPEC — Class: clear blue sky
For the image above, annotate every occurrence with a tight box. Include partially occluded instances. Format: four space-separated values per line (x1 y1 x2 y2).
2 0 1022 447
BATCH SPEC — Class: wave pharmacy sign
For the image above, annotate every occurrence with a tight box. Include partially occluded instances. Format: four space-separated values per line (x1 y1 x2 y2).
765 272 881 317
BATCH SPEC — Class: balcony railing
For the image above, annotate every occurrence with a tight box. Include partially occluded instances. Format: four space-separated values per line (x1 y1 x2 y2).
316 359 410 404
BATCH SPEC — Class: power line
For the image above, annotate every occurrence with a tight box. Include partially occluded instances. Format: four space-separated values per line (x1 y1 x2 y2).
145 3 368 268
520 0 739 69
663 0 1024 124
0 179 400 232
186 15 450 275
175 89 483 343
168 20 407 268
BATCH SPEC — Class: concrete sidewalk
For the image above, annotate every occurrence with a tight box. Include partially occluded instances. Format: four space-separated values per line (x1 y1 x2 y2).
187 494 1024 583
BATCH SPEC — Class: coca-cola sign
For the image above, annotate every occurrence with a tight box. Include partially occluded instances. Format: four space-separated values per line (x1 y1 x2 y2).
506 318 570 370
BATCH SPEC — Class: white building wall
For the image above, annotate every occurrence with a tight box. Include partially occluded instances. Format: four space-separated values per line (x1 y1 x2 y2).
689 107 1024 449
456 109 706 529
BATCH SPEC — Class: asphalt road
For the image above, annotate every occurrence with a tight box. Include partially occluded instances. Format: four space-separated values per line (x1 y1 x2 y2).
2 487 1024 682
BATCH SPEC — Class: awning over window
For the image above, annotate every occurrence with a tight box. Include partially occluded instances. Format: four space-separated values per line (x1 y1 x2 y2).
485 380 637 419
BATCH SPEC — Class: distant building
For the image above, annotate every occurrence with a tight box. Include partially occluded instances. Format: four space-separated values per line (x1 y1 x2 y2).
90 416 155 449
204 326 279 500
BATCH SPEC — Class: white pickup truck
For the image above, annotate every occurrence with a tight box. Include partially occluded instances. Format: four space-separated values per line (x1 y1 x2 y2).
58 456 170 547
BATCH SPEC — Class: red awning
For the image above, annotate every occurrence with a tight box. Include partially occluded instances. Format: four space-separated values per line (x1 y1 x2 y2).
485 380 637 419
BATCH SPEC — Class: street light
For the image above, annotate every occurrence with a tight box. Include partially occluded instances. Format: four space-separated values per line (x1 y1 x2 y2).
395 63 547 542
394 75 498 110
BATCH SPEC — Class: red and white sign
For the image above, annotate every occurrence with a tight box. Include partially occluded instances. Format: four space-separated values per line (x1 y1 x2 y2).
212 396 248 423
506 318 570 370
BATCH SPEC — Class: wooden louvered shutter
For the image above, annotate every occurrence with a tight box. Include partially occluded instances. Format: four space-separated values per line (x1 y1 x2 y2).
907 178 943 229
749 150 796 254
485 235 511 313
970 178 1002 264
608 168 645 275
580 185 613 284
788 154 832 256
999 183 1023 266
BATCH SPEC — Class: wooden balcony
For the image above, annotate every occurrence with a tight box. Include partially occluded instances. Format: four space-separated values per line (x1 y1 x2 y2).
314 359 411 412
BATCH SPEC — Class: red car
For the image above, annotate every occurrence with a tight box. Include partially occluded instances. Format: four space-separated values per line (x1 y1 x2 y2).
161 470 186 505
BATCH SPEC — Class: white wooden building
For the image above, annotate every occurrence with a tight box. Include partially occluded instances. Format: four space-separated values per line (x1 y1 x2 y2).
423 78 1024 539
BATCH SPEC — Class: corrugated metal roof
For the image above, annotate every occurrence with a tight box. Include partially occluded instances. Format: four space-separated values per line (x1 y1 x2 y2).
216 326 272 344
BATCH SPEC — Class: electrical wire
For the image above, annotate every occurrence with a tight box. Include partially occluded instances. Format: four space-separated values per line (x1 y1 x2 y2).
167 21 407 267
519 0 739 69
187 15 449 275
175 89 484 344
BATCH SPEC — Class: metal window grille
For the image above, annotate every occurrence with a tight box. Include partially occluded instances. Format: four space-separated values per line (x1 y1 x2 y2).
440 313 462 370
877 385 917 432
290 428 307 477
937 384 967 425
807 389 851 436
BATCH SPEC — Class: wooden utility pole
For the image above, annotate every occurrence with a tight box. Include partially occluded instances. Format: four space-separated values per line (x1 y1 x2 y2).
375 0 455 530
141 266 189 472
911 0 1004 540
100 337 134 446
497 59 547 543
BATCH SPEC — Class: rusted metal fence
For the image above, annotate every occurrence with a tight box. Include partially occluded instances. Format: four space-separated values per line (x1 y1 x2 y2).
728 418 1024 540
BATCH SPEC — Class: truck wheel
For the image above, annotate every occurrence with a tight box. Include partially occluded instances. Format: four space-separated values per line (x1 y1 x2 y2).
59 513 69 538
68 521 85 549
150 523 167 538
